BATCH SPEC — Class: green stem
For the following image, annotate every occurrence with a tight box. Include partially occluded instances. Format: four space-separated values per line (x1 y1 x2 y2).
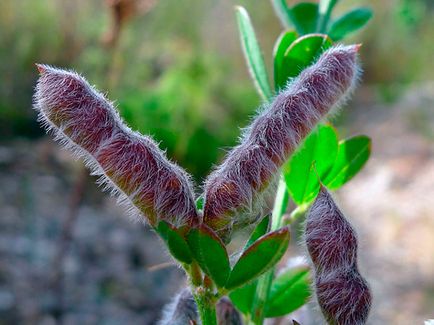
271 178 289 231
193 288 217 325
317 0 339 33
288 203 310 224
250 178 289 325
251 271 274 325
271 0 292 28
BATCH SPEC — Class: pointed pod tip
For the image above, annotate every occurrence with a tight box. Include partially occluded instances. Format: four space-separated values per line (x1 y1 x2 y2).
35 64 46 74
354 43 363 52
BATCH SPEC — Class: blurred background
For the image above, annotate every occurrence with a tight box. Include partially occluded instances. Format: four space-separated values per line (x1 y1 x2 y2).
0 0 433 324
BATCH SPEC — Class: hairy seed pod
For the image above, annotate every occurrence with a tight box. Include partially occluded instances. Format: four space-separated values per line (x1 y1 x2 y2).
315 268 372 325
158 288 198 325
216 297 244 325
305 187 358 273
33 65 198 227
203 44 360 234
305 187 372 325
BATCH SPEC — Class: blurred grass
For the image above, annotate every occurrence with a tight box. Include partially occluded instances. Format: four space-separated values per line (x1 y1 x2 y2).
0 0 433 180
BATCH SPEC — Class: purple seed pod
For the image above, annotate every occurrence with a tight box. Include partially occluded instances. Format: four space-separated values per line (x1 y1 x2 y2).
315 267 372 325
158 288 198 325
305 187 358 273
305 187 371 324
216 297 243 325
203 44 360 234
33 65 198 227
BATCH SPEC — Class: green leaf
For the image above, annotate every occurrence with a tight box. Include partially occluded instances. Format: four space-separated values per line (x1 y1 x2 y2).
283 124 338 205
329 7 373 41
323 135 371 190
264 267 311 317
245 215 270 250
235 6 273 101
229 281 257 315
187 225 230 287
288 2 319 35
157 221 193 264
273 30 298 90
225 227 290 290
280 33 333 85
317 0 339 32
271 0 292 28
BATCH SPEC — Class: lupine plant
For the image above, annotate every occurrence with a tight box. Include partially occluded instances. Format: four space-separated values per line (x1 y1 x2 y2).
33 0 373 324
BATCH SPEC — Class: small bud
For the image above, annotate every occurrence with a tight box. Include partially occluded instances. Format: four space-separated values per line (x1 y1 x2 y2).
216 297 243 325
159 288 198 325
34 65 198 227
305 187 372 325
203 45 360 235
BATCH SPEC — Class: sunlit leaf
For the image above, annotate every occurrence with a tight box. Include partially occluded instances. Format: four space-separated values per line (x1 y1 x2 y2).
329 7 373 41
322 135 371 189
283 124 338 205
235 6 273 101
280 33 333 84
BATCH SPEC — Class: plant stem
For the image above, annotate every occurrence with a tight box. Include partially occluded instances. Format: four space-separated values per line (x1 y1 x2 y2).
271 178 289 231
250 271 274 325
250 178 289 325
193 288 218 325
317 0 339 33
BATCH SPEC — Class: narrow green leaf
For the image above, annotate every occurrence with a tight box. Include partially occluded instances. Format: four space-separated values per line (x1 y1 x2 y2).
288 2 319 35
329 7 373 41
271 0 293 28
157 221 193 264
264 267 311 317
280 33 333 84
235 6 272 101
245 215 270 250
317 0 339 32
225 227 290 290
187 225 230 287
273 30 298 90
229 281 257 315
323 135 371 190
283 124 338 205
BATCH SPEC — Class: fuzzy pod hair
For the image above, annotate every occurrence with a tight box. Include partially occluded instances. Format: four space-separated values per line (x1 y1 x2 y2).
203 44 360 234
305 187 358 274
305 187 372 325
33 65 198 227
314 268 371 325
158 288 198 325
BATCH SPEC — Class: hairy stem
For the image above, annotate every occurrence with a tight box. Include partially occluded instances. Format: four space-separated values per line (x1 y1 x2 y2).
193 288 217 325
